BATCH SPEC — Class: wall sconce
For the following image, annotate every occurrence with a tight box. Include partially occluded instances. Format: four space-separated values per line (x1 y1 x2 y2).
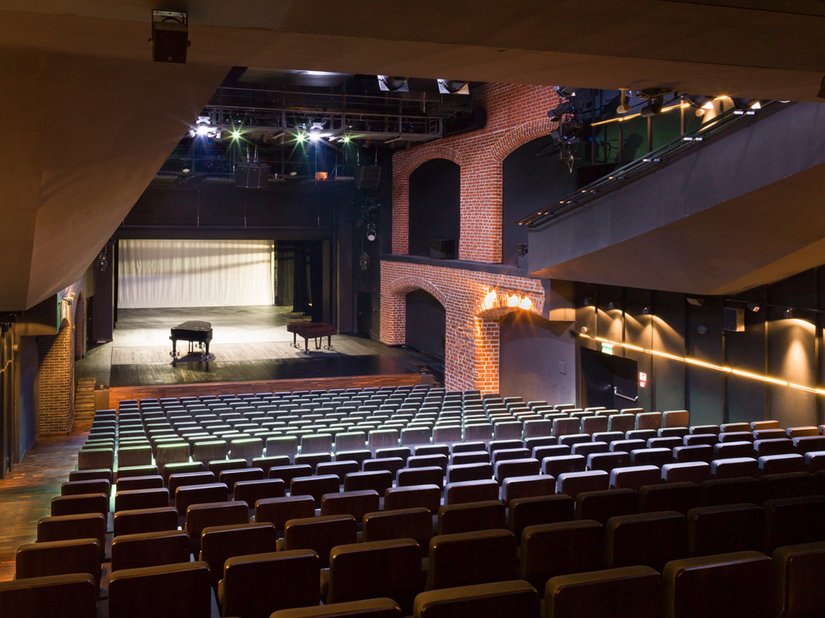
785 307 794 319
480 288 534 315
747 302 761 312
96 251 109 272
642 306 652 315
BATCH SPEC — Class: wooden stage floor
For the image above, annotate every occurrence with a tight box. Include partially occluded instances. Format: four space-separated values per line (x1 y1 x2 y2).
77 306 442 401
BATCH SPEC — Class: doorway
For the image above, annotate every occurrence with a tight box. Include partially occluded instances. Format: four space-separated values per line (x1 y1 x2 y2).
580 346 639 409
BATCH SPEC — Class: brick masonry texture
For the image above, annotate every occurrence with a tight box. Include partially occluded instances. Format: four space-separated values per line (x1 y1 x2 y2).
382 83 560 393
37 318 75 435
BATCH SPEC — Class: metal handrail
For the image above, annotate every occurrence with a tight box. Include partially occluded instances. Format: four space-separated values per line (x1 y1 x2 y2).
520 101 784 229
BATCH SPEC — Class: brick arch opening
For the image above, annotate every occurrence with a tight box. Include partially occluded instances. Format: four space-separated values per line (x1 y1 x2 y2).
489 116 559 164
409 158 461 259
391 147 462 256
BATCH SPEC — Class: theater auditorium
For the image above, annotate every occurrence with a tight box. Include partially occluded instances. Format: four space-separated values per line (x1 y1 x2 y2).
1 3 825 617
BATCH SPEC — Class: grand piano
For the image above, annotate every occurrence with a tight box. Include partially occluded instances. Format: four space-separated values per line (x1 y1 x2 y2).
287 321 336 354
170 320 212 364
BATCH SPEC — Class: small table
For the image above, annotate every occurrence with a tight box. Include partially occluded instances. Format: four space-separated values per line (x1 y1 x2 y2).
287 321 336 354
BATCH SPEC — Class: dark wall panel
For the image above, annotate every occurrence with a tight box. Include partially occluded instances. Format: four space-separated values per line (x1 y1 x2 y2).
408 159 460 257
651 292 686 414
500 312 576 405
502 136 577 267
405 290 446 360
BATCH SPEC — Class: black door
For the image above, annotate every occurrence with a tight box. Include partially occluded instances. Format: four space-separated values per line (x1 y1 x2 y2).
356 292 372 338
580 346 639 409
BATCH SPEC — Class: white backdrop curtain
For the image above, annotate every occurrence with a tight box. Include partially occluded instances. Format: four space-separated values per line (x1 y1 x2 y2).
118 239 275 308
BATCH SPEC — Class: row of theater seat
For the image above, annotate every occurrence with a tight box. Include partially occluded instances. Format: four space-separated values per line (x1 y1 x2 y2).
7 508 825 617
4 386 824 617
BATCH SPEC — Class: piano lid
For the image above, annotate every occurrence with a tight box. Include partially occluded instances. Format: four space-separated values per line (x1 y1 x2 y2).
171 320 212 333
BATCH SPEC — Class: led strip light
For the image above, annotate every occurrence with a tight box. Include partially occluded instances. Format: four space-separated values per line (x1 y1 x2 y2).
579 333 825 396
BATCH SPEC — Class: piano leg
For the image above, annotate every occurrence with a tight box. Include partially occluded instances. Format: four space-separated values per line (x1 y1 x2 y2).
304 336 310 354
325 335 333 350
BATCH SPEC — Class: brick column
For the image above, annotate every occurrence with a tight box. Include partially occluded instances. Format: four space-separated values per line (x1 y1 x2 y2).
37 319 75 434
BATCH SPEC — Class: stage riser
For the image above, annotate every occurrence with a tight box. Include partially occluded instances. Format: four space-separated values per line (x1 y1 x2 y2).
107 373 427 407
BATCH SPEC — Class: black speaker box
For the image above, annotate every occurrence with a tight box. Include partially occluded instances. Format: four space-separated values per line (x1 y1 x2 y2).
356 166 382 191
235 163 270 189
430 239 456 260
152 22 188 64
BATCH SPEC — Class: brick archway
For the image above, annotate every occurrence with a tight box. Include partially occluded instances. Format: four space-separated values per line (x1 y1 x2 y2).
392 147 462 255
489 116 558 164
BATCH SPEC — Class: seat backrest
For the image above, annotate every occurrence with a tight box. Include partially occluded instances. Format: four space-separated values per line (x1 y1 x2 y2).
255 495 315 531
427 529 517 590
50 493 108 518
108 561 212 618
575 488 639 525
508 495 574 538
60 479 112 497
444 480 499 506
320 489 380 521
414 579 538 618
220 550 320 617
233 478 286 505
15 538 101 584
518 520 604 591
663 551 774 618
763 495 825 551
290 474 341 506
700 476 761 506
167 471 216 495
384 484 441 513
545 565 661 618
397 466 444 488
501 474 555 504
185 501 248 554
269 598 401 617
111 530 190 571
363 507 433 555
115 487 170 512
609 465 661 490
639 482 701 514
327 539 423 609
556 470 609 498
686 503 764 556
606 510 687 570
0 573 98 618
175 483 229 515
113 506 178 537
773 541 825 618
438 500 505 535
283 514 357 568
199 522 277 588
36 513 106 556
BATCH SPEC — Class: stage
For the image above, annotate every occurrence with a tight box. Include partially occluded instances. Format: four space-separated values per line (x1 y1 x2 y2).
76 306 441 404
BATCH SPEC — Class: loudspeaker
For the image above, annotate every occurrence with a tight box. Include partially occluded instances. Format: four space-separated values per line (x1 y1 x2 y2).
152 11 189 64
235 163 270 189
430 239 456 260
723 307 745 332
356 166 382 191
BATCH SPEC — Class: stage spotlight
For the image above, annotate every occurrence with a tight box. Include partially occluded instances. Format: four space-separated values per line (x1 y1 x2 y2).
747 302 761 312
547 102 574 122
554 85 577 97
640 95 664 117
437 79 469 95
294 131 307 144
377 75 409 92
189 115 218 139
366 223 377 242
341 135 352 144
229 128 242 140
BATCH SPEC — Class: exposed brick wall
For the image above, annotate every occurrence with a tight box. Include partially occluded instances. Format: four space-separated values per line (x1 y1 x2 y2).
37 317 75 435
392 83 561 262
380 260 544 392
383 83 561 392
